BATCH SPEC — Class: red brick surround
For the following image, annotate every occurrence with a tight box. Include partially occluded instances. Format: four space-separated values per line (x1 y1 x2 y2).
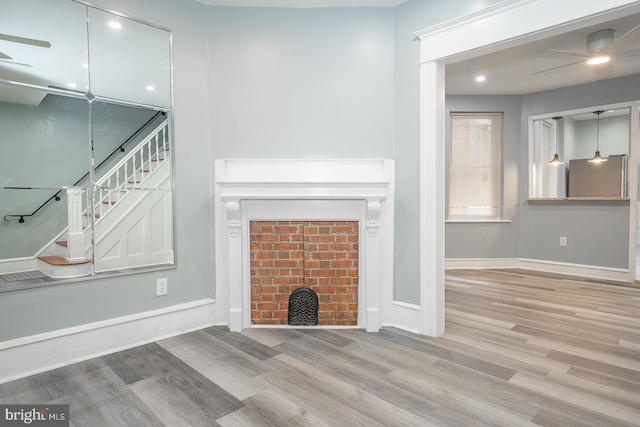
250 221 359 326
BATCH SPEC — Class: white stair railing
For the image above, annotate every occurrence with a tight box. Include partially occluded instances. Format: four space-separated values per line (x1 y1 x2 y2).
92 120 169 220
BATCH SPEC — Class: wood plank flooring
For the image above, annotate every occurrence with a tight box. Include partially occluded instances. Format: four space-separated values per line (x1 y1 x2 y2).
1 269 639 426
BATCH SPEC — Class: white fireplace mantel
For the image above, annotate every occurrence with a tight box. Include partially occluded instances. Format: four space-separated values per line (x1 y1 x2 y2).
214 159 395 332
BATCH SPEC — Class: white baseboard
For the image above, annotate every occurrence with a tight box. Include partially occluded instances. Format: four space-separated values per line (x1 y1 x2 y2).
0 257 37 275
0 298 216 385
445 257 520 270
386 301 422 334
518 258 629 282
446 257 629 282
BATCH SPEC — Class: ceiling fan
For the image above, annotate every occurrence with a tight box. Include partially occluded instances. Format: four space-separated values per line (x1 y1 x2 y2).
530 25 640 78
0 33 51 67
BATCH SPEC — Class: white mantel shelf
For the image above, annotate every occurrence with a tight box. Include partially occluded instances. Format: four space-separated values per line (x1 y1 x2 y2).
213 159 395 333
217 182 389 200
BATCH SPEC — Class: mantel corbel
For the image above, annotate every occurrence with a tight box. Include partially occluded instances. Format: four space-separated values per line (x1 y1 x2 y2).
224 200 241 238
366 199 383 238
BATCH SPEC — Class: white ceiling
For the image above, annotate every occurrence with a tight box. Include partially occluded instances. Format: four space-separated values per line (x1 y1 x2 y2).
195 0 407 7
446 12 640 96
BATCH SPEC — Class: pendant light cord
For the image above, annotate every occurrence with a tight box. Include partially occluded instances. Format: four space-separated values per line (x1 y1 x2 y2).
594 110 604 151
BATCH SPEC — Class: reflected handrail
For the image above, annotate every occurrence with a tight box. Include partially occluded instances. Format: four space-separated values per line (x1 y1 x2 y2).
3 111 165 223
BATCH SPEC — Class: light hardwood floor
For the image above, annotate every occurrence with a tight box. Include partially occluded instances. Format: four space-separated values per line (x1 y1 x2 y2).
1 269 639 426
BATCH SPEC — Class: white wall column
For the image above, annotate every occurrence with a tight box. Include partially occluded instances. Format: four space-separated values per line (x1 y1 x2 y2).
419 61 445 337
224 200 244 332
365 200 382 332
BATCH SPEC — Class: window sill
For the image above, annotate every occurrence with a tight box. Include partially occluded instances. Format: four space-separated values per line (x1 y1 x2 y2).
446 219 511 223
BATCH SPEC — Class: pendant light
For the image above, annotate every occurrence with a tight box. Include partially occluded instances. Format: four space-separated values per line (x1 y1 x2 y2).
548 116 564 165
588 110 608 163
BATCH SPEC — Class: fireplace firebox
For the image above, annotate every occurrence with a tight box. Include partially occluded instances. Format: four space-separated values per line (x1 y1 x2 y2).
250 220 358 326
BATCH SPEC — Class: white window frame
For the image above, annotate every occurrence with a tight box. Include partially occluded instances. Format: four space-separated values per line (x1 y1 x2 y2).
448 112 502 221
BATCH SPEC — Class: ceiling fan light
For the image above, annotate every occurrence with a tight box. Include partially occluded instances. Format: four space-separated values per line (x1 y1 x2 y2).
587 55 610 65
548 153 564 165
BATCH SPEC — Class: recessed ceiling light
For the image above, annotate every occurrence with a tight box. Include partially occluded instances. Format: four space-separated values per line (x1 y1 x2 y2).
475 75 486 83
145 85 155 92
82 63 88 69
587 55 610 65
67 82 77 89
108 21 122 30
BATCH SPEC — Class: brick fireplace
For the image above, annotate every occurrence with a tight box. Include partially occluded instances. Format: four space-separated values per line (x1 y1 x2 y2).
214 159 395 332
250 220 359 326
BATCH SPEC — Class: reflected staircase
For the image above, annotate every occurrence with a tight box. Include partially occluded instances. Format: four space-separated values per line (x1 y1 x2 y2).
36 120 171 278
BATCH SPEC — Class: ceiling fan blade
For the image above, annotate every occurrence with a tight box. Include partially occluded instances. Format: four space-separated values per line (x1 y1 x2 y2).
0 33 51 48
540 48 590 58
614 47 640 58
0 58 33 67
594 61 615 80
605 24 640 53
529 60 584 76
0 51 11 60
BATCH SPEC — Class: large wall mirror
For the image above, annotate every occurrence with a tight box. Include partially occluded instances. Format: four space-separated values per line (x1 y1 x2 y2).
529 103 632 200
0 0 174 290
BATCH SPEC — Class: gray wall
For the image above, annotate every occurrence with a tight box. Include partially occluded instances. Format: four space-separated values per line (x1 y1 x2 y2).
207 6 395 160
571 115 629 160
445 95 521 259
518 74 640 269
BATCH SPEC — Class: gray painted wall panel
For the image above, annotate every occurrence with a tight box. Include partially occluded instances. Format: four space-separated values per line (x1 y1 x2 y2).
520 201 629 268
207 6 395 160
518 75 640 269
445 95 522 259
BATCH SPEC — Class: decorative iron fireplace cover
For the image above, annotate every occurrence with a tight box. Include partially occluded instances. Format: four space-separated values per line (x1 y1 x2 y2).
288 287 319 326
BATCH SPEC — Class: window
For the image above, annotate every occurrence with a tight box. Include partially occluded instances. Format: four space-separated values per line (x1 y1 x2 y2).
448 113 502 220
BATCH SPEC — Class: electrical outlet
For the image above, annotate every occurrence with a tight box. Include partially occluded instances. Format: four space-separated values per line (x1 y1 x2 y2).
157 278 168 296
560 237 568 247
